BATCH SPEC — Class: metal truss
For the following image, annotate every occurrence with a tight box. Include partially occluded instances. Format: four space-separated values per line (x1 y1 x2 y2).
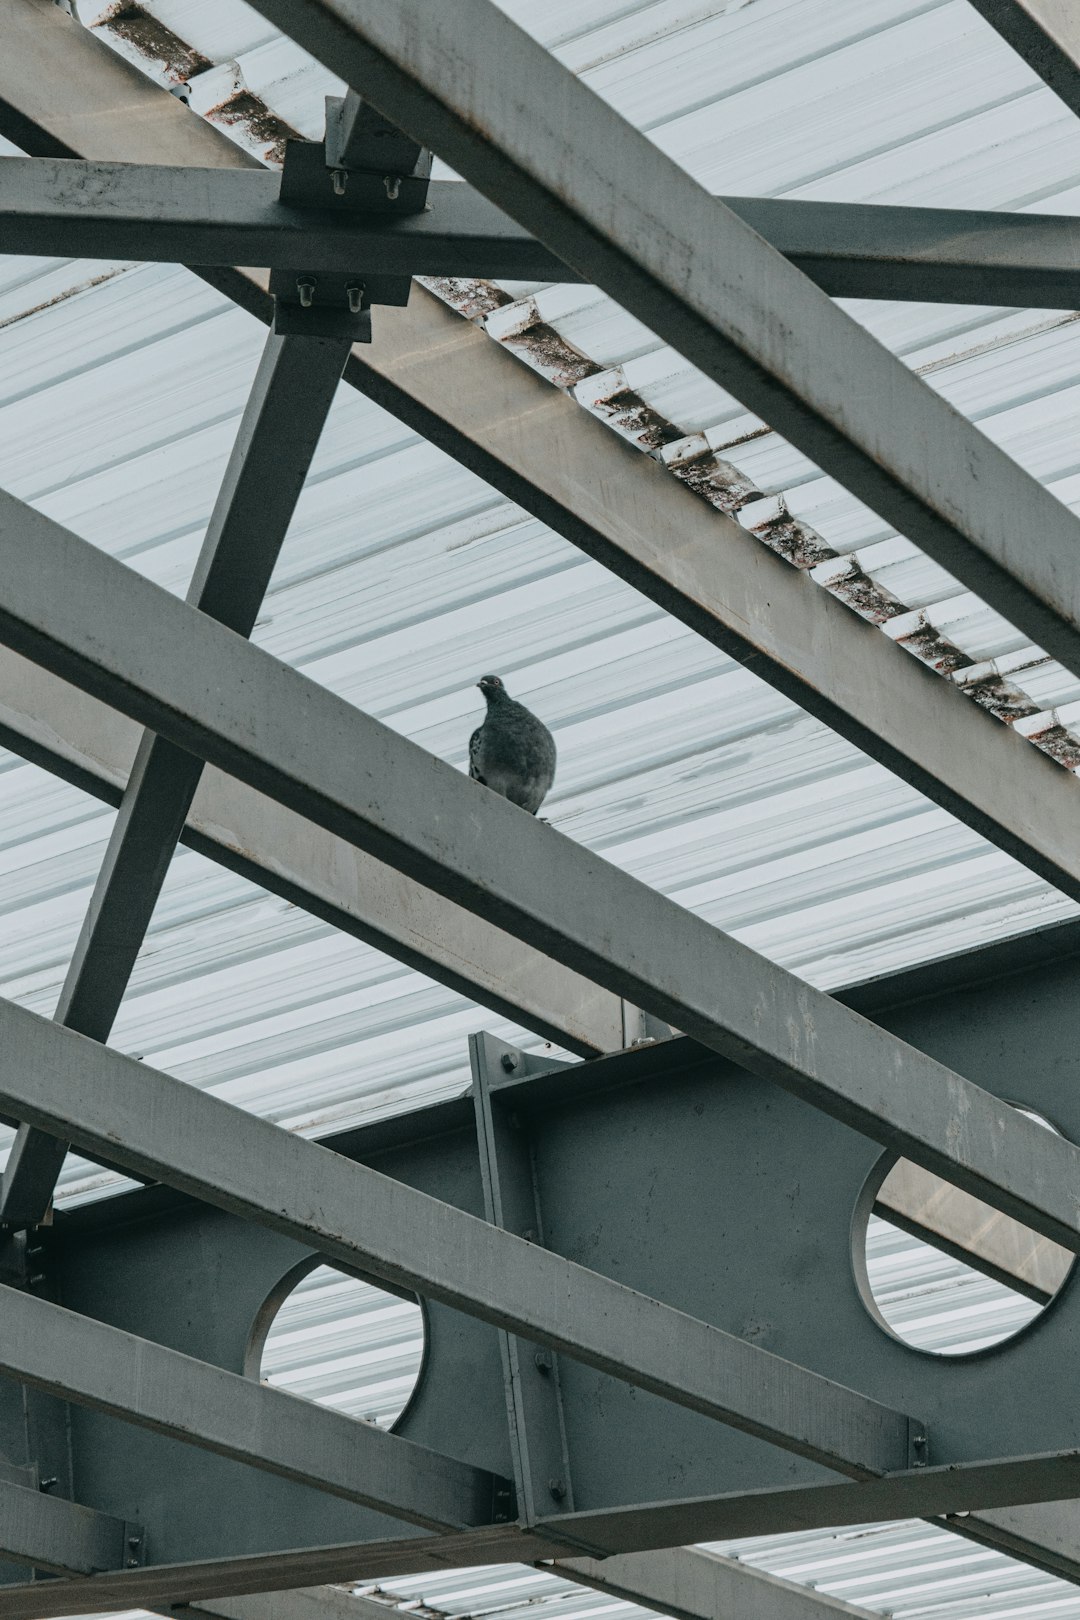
0 0 1078 1615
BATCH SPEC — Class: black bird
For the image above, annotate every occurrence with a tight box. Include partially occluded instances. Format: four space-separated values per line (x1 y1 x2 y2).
468 674 556 815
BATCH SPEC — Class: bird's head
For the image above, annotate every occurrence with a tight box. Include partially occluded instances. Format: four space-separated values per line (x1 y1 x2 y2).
477 673 507 702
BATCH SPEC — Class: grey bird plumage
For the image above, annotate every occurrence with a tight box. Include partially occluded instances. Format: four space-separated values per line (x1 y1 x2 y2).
468 674 556 815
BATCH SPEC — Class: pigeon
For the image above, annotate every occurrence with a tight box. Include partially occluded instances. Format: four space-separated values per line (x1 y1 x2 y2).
468 674 556 815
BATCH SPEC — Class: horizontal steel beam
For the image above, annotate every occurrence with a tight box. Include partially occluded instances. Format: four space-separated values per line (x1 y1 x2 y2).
9 1445 1080 1619
249 0 1080 685
0 1283 501 1532
539 1449 1080 1551
0 1524 556 1619
0 994 916 1478
1 492 1078 1260
0 647 625 1056
0 159 573 281
188 1547 881 1620
966 0 1080 120
6 156 1080 306
0 1477 135 1576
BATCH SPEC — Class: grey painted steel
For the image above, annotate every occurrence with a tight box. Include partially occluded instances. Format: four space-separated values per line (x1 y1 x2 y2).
248 0 1080 686
540 1451 1080 1550
966 1 1080 119
0 5 1076 1596
5 18 1080 934
0 495 1078 1259
9 157 1080 306
187 1548 882 1620
0 158 570 279
0 1282 502 1530
38 958 1080 1592
560 1547 882 1620
0 1477 135 1576
471 1032 577 1523
0 329 350 1226
0 995 915 1477
0 1526 562 1620
0 648 625 1056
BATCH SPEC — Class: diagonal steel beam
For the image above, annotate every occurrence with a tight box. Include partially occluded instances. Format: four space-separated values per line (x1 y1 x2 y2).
245 0 1080 685
0 1283 504 1532
0 327 351 1227
4 6 1080 942
8 156 1080 307
966 1 1080 118
0 492 1079 1258
0 994 918 1479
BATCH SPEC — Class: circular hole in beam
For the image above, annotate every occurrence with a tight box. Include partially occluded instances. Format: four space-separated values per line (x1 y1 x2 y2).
854 1110 1075 1357
255 1261 426 1429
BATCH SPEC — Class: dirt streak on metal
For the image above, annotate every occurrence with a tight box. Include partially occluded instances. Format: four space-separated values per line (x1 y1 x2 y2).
95 3 212 82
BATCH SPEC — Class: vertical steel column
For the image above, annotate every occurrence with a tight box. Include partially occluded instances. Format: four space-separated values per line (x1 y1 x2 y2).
470 1033 578 1528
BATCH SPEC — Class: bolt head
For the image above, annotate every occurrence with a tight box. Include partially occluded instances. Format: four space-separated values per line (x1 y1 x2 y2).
500 1051 519 1072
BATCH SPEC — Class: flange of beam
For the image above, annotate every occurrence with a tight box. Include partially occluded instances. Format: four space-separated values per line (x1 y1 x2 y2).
244 0 1080 685
0 490 1077 1257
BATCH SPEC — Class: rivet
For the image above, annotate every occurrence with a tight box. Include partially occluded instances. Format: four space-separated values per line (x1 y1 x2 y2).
332 169 348 196
296 277 316 309
383 175 402 201
346 283 365 315
534 1352 552 1373
548 1478 566 1501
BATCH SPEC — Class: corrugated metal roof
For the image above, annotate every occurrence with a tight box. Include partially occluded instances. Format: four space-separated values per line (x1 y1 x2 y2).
4 3 1080 1619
